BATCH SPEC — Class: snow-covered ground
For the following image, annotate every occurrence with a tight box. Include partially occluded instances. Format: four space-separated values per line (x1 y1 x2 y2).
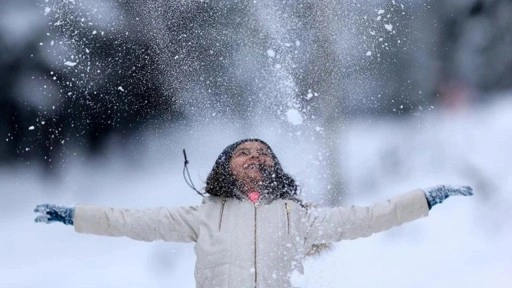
1 96 511 287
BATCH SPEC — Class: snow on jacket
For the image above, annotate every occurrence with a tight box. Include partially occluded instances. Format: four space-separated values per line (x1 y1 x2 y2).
74 189 429 288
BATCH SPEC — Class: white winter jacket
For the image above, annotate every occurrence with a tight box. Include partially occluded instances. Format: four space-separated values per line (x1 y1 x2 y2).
74 189 429 288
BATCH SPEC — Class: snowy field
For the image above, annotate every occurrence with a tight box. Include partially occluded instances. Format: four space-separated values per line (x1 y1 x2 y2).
1 95 511 288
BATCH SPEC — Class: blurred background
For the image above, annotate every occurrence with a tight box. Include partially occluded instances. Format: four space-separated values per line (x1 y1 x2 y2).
1 0 511 287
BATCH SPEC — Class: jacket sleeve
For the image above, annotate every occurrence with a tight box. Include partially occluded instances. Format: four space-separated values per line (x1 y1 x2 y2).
73 205 200 243
304 189 429 245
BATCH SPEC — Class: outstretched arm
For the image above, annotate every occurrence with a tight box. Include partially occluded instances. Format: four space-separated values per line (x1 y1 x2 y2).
305 185 473 245
34 204 200 243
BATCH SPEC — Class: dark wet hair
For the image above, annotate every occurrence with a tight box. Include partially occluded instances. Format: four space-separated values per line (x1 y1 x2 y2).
205 138 301 203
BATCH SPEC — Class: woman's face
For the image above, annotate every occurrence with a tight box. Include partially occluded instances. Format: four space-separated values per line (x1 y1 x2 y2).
229 141 275 191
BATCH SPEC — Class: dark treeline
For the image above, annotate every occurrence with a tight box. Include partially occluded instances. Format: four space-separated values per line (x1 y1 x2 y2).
1 0 511 170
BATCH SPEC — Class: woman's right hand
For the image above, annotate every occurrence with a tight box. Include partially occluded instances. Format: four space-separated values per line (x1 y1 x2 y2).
34 204 75 225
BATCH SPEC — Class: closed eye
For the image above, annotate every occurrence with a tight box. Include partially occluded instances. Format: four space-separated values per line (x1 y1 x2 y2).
234 148 250 157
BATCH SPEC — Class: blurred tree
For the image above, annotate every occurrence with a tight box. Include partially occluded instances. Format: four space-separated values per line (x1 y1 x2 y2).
0 0 179 169
412 0 512 107
3 0 511 187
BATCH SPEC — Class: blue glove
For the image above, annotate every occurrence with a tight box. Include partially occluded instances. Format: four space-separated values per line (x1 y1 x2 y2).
423 185 473 209
34 204 75 225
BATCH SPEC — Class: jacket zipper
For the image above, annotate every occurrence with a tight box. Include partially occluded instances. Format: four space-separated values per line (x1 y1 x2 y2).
284 202 291 235
218 199 226 232
253 201 258 287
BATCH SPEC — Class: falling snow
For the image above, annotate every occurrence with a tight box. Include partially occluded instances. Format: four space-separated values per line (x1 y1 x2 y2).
286 109 303 125
3 2 509 286
64 61 77 67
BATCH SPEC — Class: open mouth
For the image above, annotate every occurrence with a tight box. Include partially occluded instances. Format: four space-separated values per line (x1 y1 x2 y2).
245 163 261 170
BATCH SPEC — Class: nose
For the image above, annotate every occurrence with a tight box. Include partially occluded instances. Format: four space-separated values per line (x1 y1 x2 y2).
248 150 264 161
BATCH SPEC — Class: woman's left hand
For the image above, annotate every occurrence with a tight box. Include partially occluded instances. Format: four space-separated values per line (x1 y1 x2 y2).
423 185 473 209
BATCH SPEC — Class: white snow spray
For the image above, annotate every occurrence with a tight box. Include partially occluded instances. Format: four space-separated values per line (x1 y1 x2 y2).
41 0 418 202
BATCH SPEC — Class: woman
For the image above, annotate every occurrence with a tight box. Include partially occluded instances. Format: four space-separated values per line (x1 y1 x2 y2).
34 138 473 288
